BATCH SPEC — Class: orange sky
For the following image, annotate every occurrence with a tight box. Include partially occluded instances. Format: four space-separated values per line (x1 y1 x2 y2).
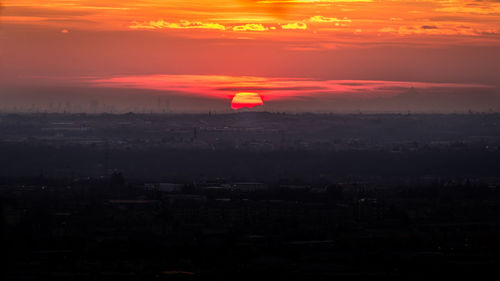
2 0 500 45
0 1 499 112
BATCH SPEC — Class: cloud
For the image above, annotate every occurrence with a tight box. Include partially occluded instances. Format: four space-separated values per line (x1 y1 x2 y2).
129 20 226 31
259 0 373 2
309 16 352 24
233 24 269 31
217 86 325 92
0 1 4 29
92 74 493 102
281 22 307 30
2 1 499 48
378 24 495 36
435 1 500 15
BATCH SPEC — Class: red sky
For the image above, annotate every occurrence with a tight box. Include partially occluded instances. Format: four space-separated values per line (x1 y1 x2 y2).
0 1 499 112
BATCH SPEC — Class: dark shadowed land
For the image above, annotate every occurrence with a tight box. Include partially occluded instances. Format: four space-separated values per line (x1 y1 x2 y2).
1 112 500 280
1 112 500 181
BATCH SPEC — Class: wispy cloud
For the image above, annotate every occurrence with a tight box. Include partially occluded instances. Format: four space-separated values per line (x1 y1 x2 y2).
281 22 307 30
233 23 270 31
309 16 352 24
129 20 226 30
2 1 499 47
92 74 493 101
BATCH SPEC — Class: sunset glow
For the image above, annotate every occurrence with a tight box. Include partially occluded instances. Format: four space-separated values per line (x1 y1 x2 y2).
0 1 499 112
231 92 264 110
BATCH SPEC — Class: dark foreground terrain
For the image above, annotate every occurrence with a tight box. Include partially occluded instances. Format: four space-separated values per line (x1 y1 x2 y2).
1 112 500 279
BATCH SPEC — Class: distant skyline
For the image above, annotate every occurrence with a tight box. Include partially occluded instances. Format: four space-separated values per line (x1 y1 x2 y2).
1 1 499 112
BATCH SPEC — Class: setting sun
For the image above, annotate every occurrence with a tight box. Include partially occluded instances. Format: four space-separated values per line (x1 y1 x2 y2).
231 92 264 110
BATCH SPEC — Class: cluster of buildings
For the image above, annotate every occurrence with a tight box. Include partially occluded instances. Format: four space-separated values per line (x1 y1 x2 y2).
2 176 500 278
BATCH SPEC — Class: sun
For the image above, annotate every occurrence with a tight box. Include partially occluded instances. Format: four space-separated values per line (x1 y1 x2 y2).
231 92 264 110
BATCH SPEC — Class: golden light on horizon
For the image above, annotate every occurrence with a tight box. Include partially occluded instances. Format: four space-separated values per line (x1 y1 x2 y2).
231 92 264 110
